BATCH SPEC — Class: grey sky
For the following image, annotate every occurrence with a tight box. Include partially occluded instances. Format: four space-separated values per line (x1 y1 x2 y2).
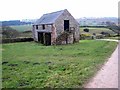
0 0 119 21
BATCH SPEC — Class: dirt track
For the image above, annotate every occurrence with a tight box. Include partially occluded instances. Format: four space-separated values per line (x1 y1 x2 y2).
85 39 119 88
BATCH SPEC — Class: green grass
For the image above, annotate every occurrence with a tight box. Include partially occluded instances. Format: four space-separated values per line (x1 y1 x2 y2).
2 40 117 88
80 27 115 35
10 25 32 32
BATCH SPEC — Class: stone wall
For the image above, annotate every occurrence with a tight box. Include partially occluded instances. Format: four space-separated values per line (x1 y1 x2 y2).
51 24 57 45
56 31 74 45
55 9 80 43
37 25 52 31
32 25 37 41
33 24 53 41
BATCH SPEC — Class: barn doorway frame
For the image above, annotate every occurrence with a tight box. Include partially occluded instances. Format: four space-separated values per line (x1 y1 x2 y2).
38 32 44 44
64 20 69 31
45 33 51 46
38 32 51 45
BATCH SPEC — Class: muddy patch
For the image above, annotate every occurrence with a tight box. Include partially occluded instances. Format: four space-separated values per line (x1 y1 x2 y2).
33 62 40 65
2 61 8 65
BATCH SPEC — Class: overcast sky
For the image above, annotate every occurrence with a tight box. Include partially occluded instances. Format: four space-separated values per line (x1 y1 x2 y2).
0 0 119 21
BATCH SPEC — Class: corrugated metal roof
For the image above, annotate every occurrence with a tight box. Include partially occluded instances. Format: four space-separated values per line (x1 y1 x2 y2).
34 9 65 25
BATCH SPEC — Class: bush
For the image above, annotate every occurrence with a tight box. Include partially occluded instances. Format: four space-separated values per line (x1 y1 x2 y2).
100 32 110 37
83 28 89 32
80 33 92 40
2 37 33 44
95 34 104 39
2 26 20 38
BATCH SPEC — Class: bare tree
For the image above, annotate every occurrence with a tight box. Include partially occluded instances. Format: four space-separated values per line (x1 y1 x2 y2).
106 21 120 36
2 26 20 38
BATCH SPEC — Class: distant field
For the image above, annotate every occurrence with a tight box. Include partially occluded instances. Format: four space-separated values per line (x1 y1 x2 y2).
1 25 116 39
80 27 115 35
2 40 117 88
3 25 116 35
10 25 32 32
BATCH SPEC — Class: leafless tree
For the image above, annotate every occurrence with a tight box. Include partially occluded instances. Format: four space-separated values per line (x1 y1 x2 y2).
2 26 20 38
106 21 120 36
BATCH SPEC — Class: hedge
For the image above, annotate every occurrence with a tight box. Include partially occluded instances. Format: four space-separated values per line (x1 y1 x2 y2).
2 37 33 44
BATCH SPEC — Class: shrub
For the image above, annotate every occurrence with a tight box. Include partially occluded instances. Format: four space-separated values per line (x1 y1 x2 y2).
2 26 20 38
83 28 89 32
80 33 92 40
95 34 104 39
100 32 110 37
2 37 33 44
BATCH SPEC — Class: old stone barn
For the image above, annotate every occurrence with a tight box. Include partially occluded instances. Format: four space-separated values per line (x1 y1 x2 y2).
32 9 80 45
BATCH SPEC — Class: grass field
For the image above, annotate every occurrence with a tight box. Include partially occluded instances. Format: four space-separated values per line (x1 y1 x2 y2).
10 25 32 32
2 40 117 88
80 27 115 35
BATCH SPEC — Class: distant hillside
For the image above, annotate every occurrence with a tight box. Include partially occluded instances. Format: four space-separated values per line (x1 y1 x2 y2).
21 19 37 23
2 20 33 26
77 17 118 26
1 17 118 27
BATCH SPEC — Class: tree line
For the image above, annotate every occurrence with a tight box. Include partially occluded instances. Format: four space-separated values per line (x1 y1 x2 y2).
2 20 32 26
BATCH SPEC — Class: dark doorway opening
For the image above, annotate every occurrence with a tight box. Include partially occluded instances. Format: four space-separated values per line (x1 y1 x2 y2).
42 25 45 29
36 25 38 29
38 32 44 44
38 32 51 45
64 20 69 31
45 33 51 46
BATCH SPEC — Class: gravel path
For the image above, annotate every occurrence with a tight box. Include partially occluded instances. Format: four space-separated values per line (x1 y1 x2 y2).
96 39 119 42
85 39 119 88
